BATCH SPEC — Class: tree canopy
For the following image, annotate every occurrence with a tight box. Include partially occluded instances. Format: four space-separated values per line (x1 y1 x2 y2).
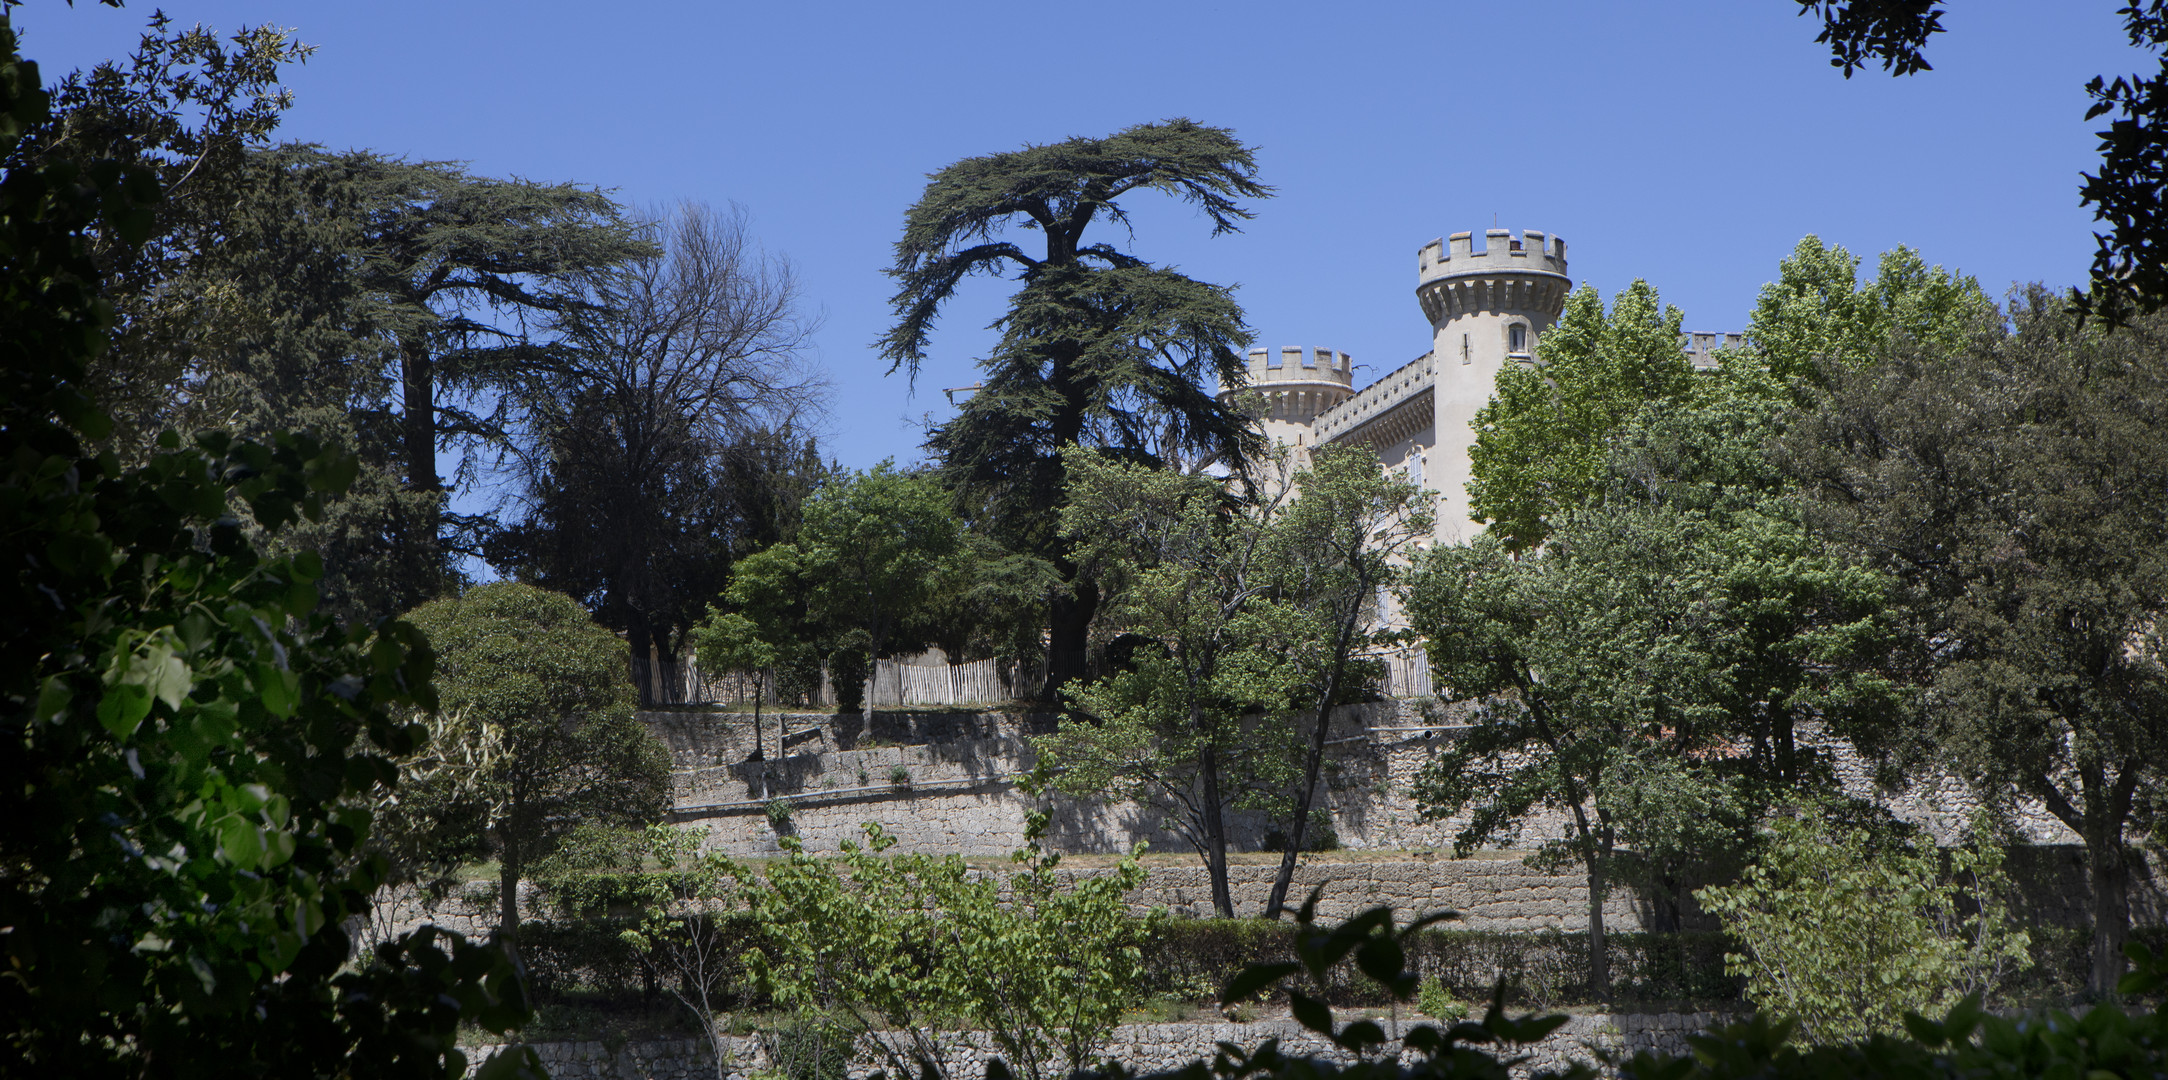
401 583 670 950
486 203 824 702
881 119 1270 694
1033 449 1311 917
1466 279 1691 550
0 20 538 1073
1780 286 2168 996
723 464 973 716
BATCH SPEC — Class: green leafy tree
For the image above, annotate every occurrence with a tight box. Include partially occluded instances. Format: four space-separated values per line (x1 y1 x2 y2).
736 823 1153 1080
1782 286 2168 996
400 583 671 953
1741 236 1991 392
1259 444 1433 919
726 464 969 718
690 608 778 758
1696 809 2031 1045
202 145 649 617
880 119 1270 696
4 11 312 458
1466 280 1692 549
721 540 827 709
1406 508 1743 1000
0 20 538 1074
1034 449 1308 917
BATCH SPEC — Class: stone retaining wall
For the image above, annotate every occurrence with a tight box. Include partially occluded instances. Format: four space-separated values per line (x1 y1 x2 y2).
372 853 1648 939
649 709 2082 868
502 1012 1733 1080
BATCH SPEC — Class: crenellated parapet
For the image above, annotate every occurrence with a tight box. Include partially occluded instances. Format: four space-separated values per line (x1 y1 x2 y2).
1312 351 1437 448
1219 346 1358 437
1243 345 1354 387
1415 229 1572 326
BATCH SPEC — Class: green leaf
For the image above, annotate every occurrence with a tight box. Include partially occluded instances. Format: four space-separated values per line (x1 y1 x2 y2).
97 683 153 740
255 664 297 718
1221 961 1300 1004
218 816 264 871
34 677 72 723
1288 989 1333 1035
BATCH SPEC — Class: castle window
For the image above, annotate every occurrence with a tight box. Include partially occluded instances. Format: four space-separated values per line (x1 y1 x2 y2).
1461 333 1472 365
1508 324 1528 355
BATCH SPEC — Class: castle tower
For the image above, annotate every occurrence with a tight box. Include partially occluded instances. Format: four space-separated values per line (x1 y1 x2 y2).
1416 229 1571 540
1221 345 1356 465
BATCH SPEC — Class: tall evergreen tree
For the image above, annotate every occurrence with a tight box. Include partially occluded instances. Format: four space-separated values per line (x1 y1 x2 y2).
63 140 651 621
880 119 1269 695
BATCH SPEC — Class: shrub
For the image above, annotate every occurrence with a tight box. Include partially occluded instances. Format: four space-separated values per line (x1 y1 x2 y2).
1696 810 2031 1044
765 798 795 828
1414 980 1467 1023
1139 918 1741 1008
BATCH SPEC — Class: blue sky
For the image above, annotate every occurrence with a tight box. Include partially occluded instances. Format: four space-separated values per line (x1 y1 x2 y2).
21 2 2147 473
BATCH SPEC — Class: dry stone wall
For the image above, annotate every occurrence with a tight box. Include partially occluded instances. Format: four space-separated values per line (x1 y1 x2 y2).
375 852 1649 939
374 706 2154 941
649 707 2082 864
503 1011 1731 1080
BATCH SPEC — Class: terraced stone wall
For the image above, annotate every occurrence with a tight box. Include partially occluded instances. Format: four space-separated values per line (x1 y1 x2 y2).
500 1011 1732 1080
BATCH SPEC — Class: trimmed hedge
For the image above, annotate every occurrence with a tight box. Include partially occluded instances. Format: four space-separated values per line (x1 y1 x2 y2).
514 913 2168 1014
1142 920 1740 1008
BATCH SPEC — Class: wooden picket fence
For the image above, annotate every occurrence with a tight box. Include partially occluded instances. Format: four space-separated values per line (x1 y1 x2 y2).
649 645 1427 706
650 651 1036 708
866 657 1018 707
1371 646 1434 699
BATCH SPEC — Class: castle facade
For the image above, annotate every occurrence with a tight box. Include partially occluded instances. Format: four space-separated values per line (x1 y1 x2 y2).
1226 228 1739 542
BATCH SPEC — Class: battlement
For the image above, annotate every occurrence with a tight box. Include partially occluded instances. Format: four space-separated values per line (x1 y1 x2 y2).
1312 351 1437 447
1415 229 1573 327
1418 228 1569 286
1681 331 1745 370
1244 345 1354 387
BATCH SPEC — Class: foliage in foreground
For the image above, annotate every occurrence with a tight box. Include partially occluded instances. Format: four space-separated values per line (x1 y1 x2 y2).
1063 899 2168 1080
0 22 536 1076
612 822 1153 1080
1695 810 2031 1045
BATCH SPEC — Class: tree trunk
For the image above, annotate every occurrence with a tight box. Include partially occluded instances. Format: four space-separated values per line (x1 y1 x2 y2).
751 671 766 761
399 341 438 493
1198 742 1237 918
1587 837 1612 1003
1043 581 1097 704
628 612 656 707
1264 698 1341 920
2086 826 2133 998
497 847 525 977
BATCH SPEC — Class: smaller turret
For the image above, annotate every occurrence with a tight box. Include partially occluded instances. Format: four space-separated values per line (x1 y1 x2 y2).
1221 346 1357 452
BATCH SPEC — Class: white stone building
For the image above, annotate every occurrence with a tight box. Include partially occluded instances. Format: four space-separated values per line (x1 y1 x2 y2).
1224 228 1740 543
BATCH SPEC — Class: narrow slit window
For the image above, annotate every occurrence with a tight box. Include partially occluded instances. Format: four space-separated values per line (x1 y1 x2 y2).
1509 324 1528 354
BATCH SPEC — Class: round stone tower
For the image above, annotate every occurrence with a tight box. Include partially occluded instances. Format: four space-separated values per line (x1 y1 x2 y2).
1416 229 1571 540
1221 345 1356 462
